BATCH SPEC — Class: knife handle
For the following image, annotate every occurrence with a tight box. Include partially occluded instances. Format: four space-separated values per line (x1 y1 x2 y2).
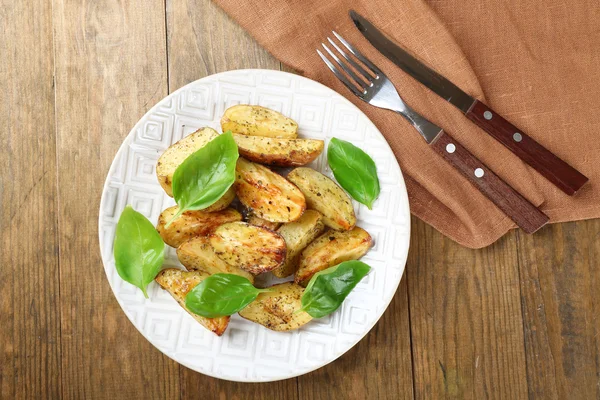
465 100 588 195
431 130 549 234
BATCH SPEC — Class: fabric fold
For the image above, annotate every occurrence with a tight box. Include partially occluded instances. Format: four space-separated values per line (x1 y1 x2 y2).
213 0 600 248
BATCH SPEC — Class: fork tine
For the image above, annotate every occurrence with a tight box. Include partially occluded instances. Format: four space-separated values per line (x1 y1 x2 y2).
321 43 368 90
326 37 372 84
317 49 363 98
332 31 382 76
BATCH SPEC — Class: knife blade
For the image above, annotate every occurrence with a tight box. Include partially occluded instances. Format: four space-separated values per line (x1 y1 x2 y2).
349 10 589 196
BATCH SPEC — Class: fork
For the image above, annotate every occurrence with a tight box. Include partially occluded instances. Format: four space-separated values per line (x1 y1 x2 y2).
318 32 549 234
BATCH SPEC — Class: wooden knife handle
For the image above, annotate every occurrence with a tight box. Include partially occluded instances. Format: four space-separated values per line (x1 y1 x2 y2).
465 100 588 196
431 130 549 234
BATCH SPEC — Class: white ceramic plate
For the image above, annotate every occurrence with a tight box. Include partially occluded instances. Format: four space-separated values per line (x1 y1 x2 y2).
98 69 410 382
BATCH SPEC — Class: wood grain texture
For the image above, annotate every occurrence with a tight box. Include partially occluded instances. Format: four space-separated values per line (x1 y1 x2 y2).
516 220 600 399
0 1 61 398
166 0 279 92
407 217 529 399
52 0 179 398
466 100 588 196
431 130 548 234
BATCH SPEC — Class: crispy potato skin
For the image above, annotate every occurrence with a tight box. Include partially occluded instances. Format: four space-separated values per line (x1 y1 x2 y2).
287 167 356 231
233 134 323 167
235 158 306 223
156 127 219 196
246 214 281 231
295 227 373 286
221 105 298 138
238 283 312 331
272 210 325 278
176 236 254 283
210 221 286 275
155 268 230 336
157 206 242 248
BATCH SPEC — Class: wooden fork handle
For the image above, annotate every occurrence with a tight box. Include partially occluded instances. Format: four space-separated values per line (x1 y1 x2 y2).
465 100 588 195
431 130 549 234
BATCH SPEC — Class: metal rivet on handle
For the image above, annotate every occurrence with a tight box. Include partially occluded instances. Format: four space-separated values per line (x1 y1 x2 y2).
446 143 456 153
513 132 523 142
483 111 493 120
474 168 485 178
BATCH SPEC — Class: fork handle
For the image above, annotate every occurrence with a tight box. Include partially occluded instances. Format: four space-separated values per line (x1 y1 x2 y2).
430 130 549 234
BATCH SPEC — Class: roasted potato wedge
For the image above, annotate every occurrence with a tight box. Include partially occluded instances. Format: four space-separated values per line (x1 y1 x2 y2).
272 210 325 278
235 158 306 223
200 186 236 213
155 268 229 336
246 214 281 231
157 206 242 248
221 105 298 138
156 127 219 196
176 236 254 283
210 222 286 275
233 134 323 167
295 227 373 286
238 282 312 331
287 167 356 231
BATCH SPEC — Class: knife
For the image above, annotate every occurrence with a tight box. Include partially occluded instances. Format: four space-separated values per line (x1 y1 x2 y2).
349 10 588 196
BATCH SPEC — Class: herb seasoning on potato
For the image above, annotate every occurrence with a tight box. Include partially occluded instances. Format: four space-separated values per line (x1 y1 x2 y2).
210 221 287 275
287 167 356 231
235 158 306 223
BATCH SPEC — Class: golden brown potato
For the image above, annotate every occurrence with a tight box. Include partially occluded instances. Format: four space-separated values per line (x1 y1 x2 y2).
272 210 325 278
176 236 254 283
221 105 298 139
210 222 286 275
246 214 281 231
287 167 356 231
233 134 323 167
200 186 236 213
295 227 373 286
238 282 312 331
235 158 306 223
155 268 229 336
156 127 219 196
157 206 242 248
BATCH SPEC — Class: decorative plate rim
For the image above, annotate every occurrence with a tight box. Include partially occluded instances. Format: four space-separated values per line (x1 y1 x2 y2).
98 68 410 382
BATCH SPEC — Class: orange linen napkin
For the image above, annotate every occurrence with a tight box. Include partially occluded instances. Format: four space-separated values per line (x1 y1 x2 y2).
213 0 600 248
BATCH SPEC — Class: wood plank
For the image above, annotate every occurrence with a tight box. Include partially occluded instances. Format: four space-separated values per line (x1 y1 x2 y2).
517 220 600 399
166 0 279 92
52 1 180 398
0 1 61 398
407 217 528 399
297 277 415 400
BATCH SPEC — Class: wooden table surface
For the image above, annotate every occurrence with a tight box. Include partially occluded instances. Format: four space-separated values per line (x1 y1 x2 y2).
2 1 600 399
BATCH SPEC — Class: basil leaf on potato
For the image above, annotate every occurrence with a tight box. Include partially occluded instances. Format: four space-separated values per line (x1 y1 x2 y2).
170 131 238 224
300 260 371 318
185 274 270 318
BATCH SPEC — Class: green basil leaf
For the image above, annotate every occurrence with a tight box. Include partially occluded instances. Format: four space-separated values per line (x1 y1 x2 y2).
113 205 165 298
300 260 371 318
171 131 239 222
327 137 380 209
185 273 268 318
